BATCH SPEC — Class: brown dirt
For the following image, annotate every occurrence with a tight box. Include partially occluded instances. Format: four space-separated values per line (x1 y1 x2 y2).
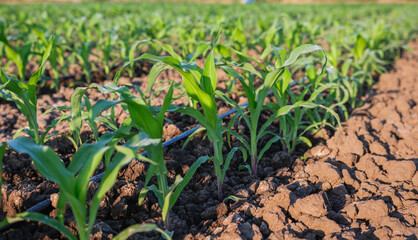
1 43 417 239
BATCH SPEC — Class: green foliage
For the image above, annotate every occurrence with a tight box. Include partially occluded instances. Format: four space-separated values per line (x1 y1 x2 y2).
0 36 54 144
0 34 32 80
120 49 236 200
113 223 172 240
113 61 208 230
1 133 158 240
0 3 416 238
221 44 329 175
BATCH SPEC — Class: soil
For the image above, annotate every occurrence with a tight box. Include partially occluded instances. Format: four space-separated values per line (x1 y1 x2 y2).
0 43 417 240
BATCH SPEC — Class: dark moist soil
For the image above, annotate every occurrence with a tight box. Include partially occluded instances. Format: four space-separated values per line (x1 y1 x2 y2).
1 43 418 240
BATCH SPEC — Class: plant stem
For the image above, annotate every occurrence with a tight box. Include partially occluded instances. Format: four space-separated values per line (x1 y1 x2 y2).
151 144 170 229
217 177 223 202
165 211 171 231
251 152 257 176
250 130 258 176
213 140 223 201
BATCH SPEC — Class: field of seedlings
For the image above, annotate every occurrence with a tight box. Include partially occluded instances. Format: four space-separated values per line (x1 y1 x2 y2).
0 2 417 240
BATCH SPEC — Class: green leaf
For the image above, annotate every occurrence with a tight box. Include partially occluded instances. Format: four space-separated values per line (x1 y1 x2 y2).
7 137 74 191
215 90 250 127
67 132 114 174
123 98 162 139
88 99 120 140
113 224 172 240
282 45 322 67
223 127 250 151
354 35 367 60
90 100 120 122
74 146 109 201
4 45 24 79
138 187 149 206
202 50 217 95
88 133 158 234
0 212 76 240
221 147 238 183
70 87 89 146
148 62 172 92
176 107 215 137
276 102 317 117
306 64 317 81
190 42 211 62
223 195 245 202
129 40 150 62
276 67 291 97
238 164 251 174
157 84 174 125
161 42 182 60
220 66 256 112
341 59 352 77
257 135 281 161
238 146 248 163
298 136 312 147
63 191 87 238
0 69 39 143
28 35 54 102
182 127 205 149
239 62 263 79
113 145 158 165
170 156 208 209
264 68 284 89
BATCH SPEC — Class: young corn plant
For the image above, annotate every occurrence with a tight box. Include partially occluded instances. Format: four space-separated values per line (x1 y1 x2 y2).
0 36 53 144
112 63 208 230
304 64 350 129
126 40 150 79
0 33 32 80
126 86 208 231
73 41 94 84
270 85 342 154
270 50 343 154
125 49 238 201
220 44 327 176
33 29 64 91
325 60 356 116
68 84 122 148
0 132 171 240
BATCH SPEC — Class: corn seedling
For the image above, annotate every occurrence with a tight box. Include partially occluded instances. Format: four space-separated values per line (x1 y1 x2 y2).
69 85 122 147
124 49 238 201
33 29 63 91
0 33 32 80
270 50 343 153
112 61 208 230
0 132 164 240
0 3 417 238
0 36 53 144
98 32 116 79
220 44 328 175
73 41 94 84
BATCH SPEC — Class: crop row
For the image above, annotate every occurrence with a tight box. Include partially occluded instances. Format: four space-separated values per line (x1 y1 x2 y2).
1 4 417 88
0 3 417 239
